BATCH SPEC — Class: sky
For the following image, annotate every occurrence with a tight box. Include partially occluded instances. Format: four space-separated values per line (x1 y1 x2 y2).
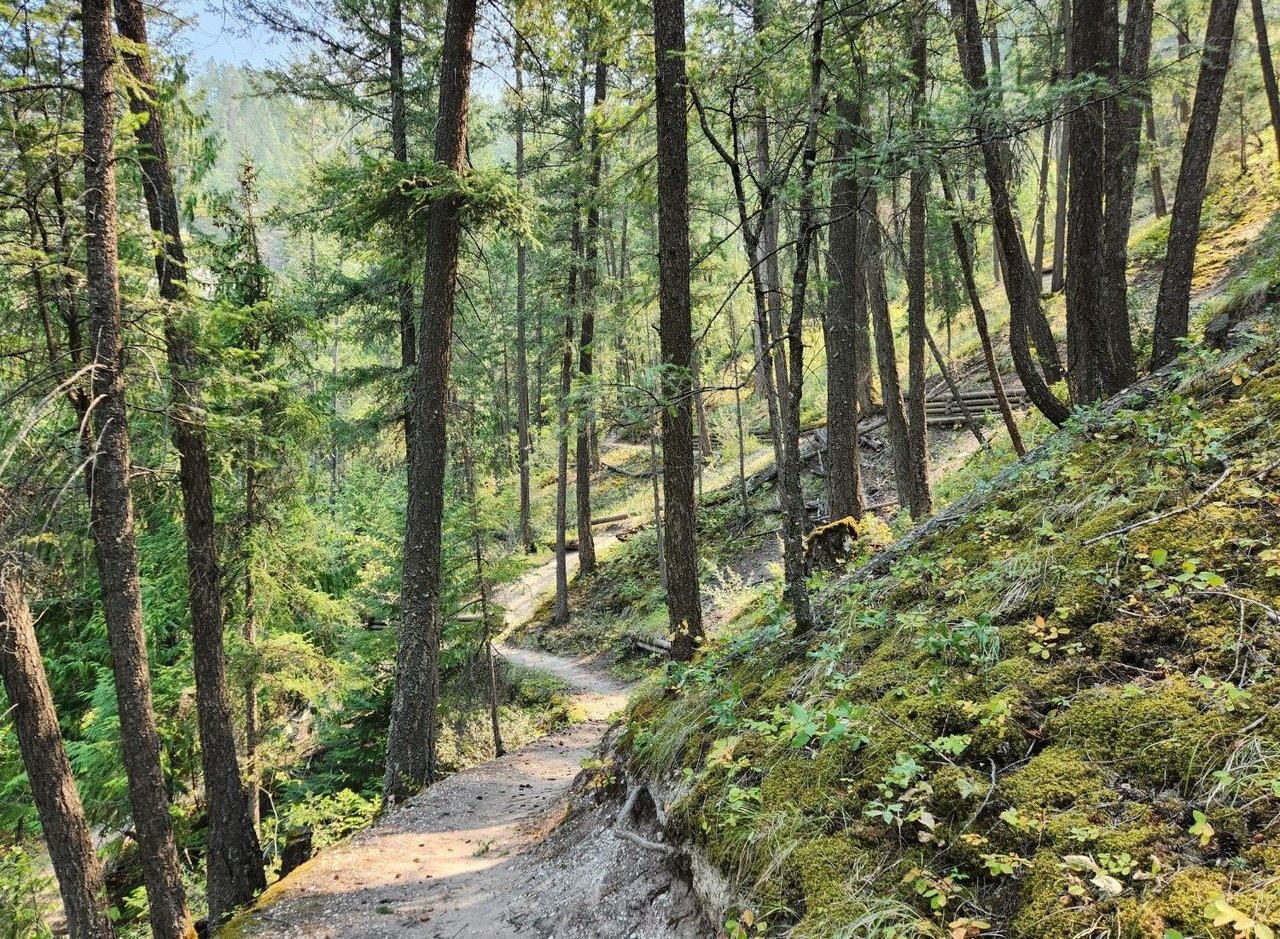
170 0 283 68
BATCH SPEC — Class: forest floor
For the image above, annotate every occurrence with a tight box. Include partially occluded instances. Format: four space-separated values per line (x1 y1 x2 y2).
221 553 709 939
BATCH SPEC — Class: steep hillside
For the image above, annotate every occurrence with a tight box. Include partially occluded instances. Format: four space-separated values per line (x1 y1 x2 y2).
623 302 1280 937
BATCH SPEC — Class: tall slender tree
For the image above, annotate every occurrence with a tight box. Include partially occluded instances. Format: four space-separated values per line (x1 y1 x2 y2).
1252 0 1280 160
0 557 116 939
385 0 479 802
779 0 824 635
904 13 933 519
1151 0 1240 369
950 0 1070 425
653 0 703 660
576 56 607 577
513 26 535 553
824 96 867 521
113 0 266 917
81 0 194 933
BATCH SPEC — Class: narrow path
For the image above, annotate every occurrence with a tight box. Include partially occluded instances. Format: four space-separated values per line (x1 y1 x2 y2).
223 557 633 939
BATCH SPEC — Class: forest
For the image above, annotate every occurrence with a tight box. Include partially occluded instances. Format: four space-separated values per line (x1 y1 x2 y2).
2 0 1280 933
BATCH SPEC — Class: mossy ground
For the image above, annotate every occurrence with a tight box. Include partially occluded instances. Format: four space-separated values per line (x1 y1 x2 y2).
624 316 1280 937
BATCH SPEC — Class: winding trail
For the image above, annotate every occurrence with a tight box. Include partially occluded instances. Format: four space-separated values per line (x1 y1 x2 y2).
223 556 633 938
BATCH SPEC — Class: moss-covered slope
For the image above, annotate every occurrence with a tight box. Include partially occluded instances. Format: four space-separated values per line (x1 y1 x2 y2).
624 324 1280 938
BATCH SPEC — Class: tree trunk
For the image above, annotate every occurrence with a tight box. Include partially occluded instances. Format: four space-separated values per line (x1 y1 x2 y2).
824 95 866 521
780 0 824 635
513 29 534 553
727 309 752 520
939 166 1026 455
951 0 1071 425
0 560 117 939
81 1 194 933
1147 103 1168 217
1051 0 1072 294
391 0 417 475
461 437 504 758
691 89 784 475
1151 0 1240 369
1099 0 1155 391
863 178 918 508
653 0 703 660
553 236 576 627
1251 0 1280 160
905 17 933 519
649 428 667 589
1032 119 1052 280
385 0 478 803
752 0 790 441
113 0 265 917
576 57 605 578
1066 0 1119 403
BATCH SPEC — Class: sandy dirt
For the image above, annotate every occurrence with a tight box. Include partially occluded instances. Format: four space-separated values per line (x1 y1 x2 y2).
221 553 709 939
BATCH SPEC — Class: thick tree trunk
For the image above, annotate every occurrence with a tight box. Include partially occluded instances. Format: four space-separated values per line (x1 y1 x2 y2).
653 0 703 660
905 18 933 519
939 167 1026 455
1252 0 1280 160
780 1 824 635
1147 103 1168 217
951 0 1071 425
1151 0 1240 369
113 0 265 918
513 31 534 553
385 0 477 803
1099 0 1155 391
81 2 194 934
824 95 866 521
1066 0 1118 403
576 57 606 578
0 560 116 939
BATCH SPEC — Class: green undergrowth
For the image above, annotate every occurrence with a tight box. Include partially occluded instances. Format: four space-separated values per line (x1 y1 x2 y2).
623 317 1280 938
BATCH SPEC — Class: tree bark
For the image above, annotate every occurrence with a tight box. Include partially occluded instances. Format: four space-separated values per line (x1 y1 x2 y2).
1251 0 1280 160
939 166 1026 455
1066 0 1117 403
385 0 477 803
1151 0 1240 369
950 0 1071 425
905 16 933 519
780 0 824 635
513 29 534 553
553 226 577 627
691 89 785 474
1052 0 1072 294
752 0 790 442
824 95 866 521
1147 103 1168 217
1099 0 1155 391
653 0 703 660
576 56 606 578
81 2 194 934
0 560 116 939
862 177 917 509
113 0 266 918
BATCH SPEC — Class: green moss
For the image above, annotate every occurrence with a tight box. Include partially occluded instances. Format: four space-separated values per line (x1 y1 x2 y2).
1002 747 1105 813
1150 868 1232 938
1053 678 1231 788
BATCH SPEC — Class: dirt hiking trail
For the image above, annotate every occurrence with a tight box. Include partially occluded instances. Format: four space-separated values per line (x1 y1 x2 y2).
223 551 708 939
